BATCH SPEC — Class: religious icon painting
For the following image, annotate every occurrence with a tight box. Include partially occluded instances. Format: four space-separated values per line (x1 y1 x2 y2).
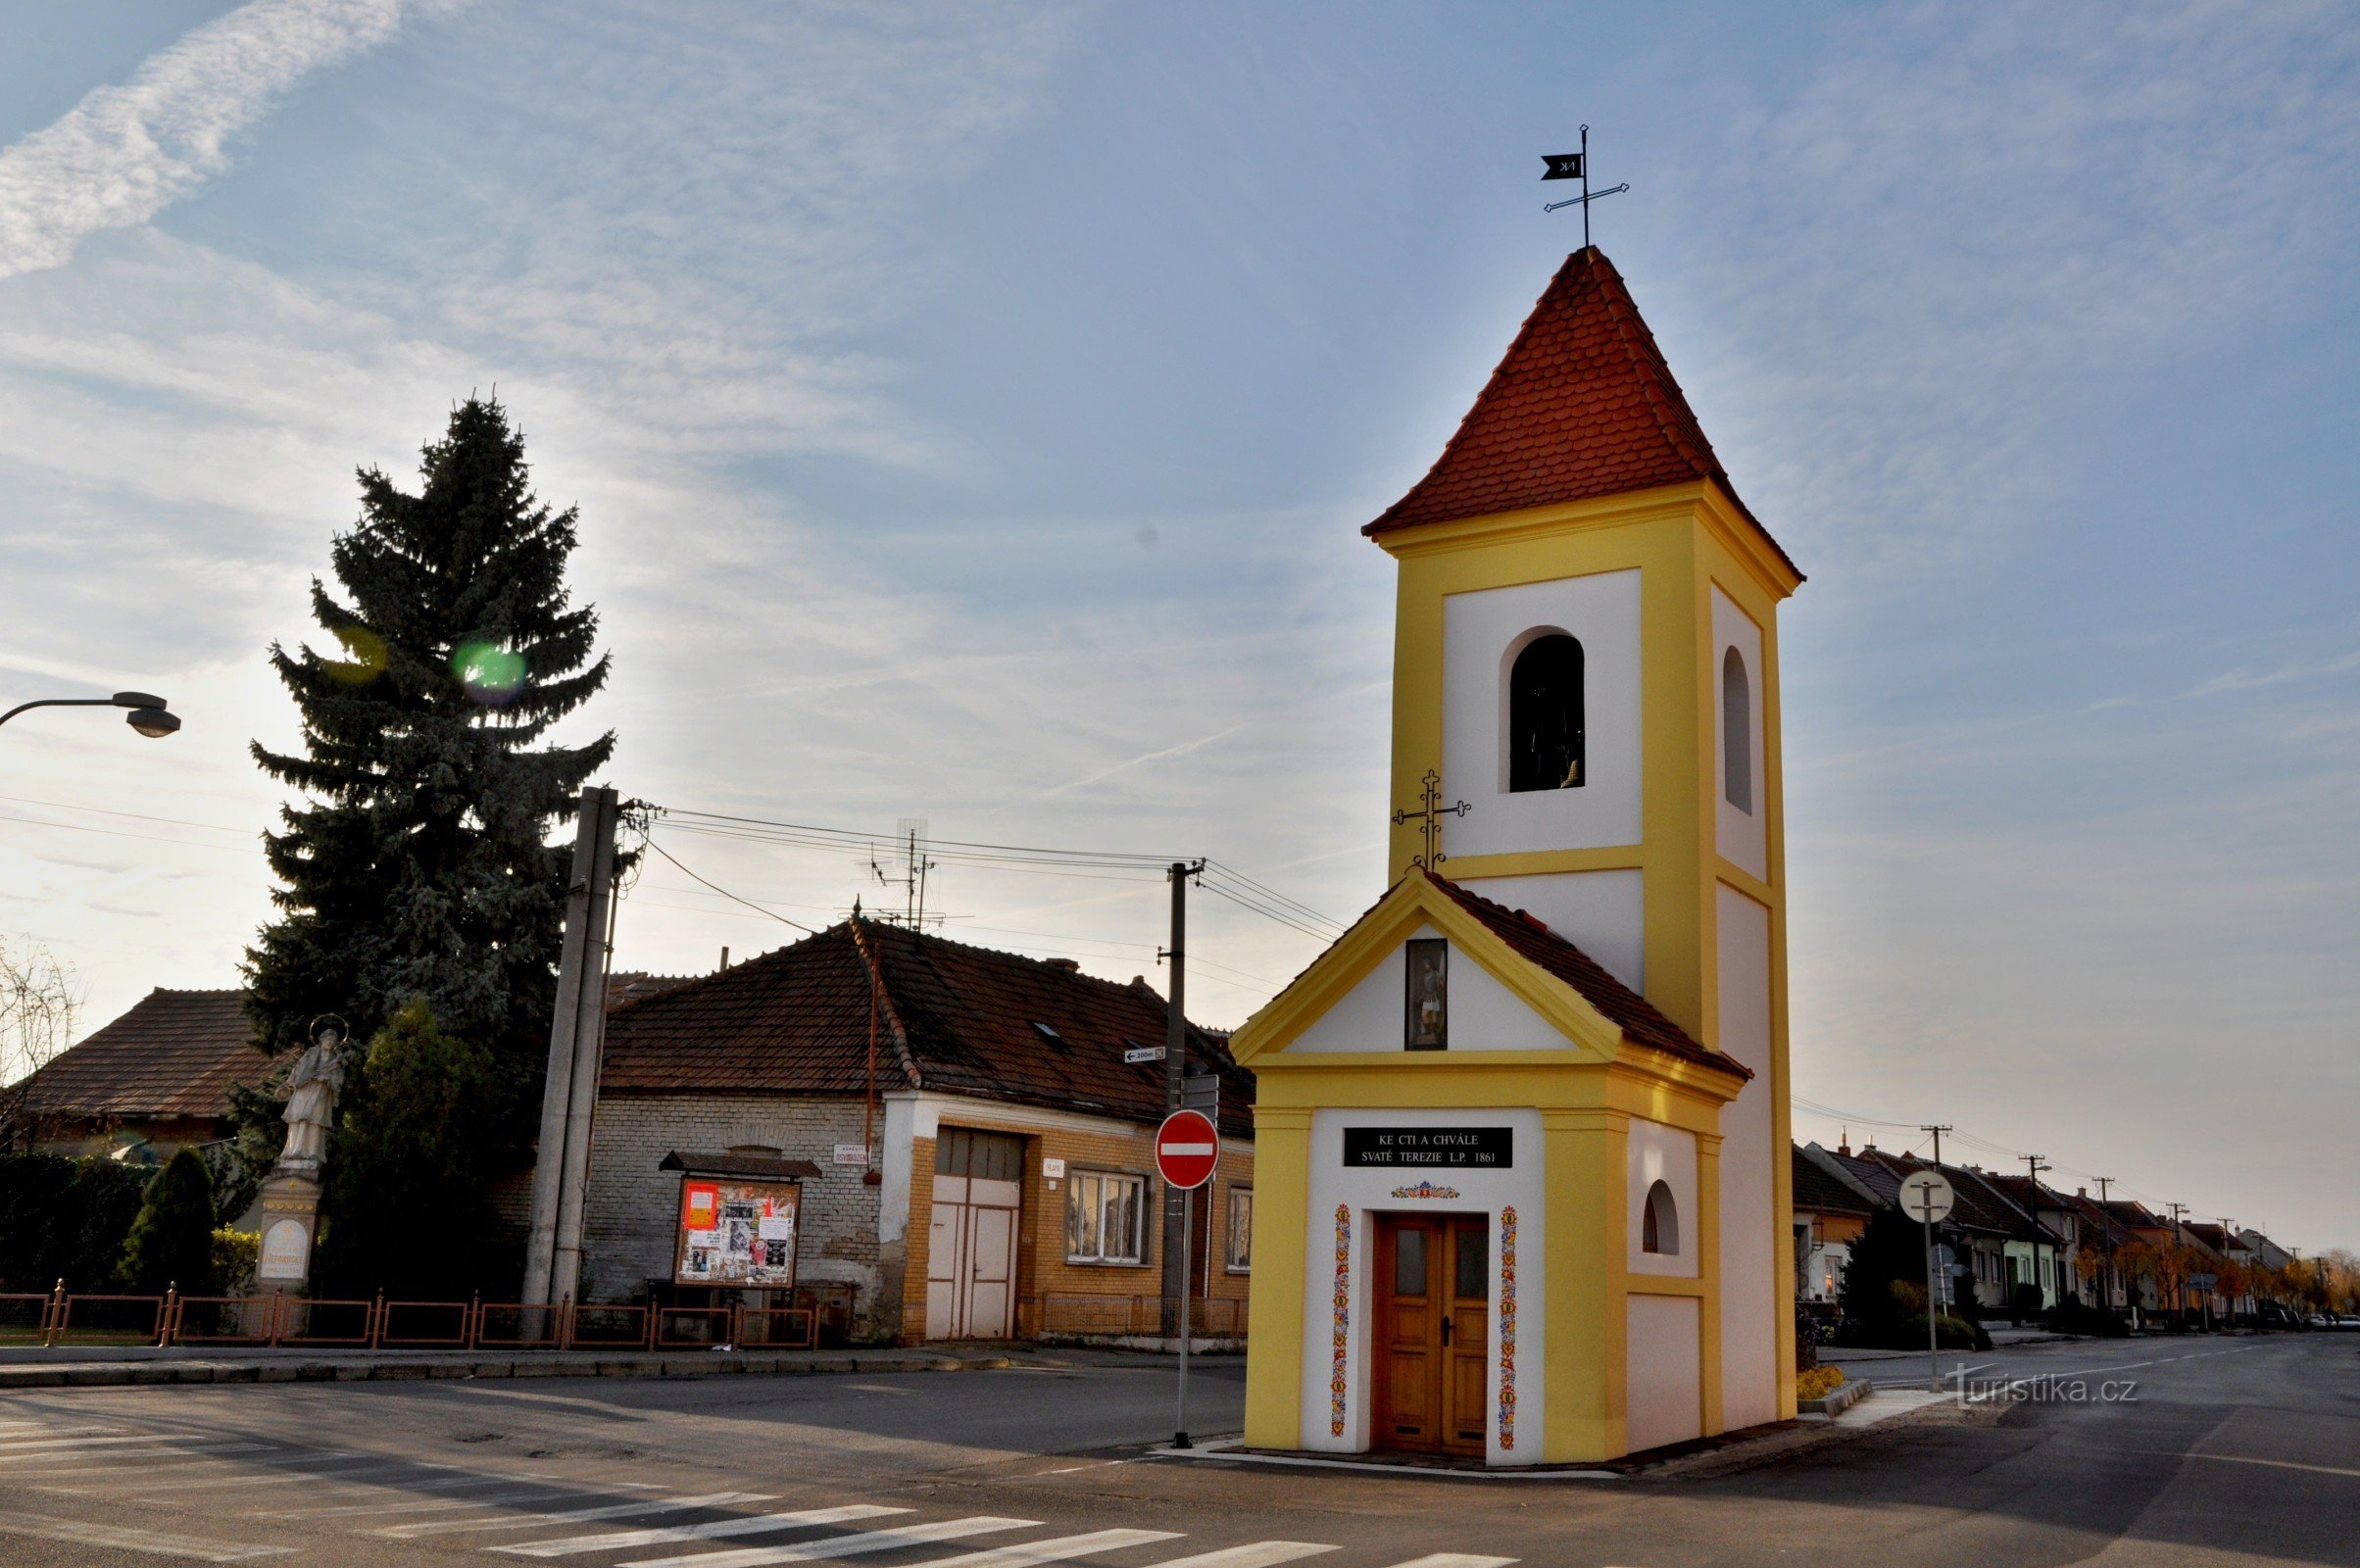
1403 938 1448 1050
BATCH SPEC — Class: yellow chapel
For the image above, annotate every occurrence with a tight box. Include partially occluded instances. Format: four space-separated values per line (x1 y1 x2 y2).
1229 247 1803 1465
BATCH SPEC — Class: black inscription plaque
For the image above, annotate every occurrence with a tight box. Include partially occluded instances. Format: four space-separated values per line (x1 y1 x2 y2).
1343 1126 1513 1169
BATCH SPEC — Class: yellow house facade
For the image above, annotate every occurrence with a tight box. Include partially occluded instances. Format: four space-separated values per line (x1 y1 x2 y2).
1229 247 1803 1464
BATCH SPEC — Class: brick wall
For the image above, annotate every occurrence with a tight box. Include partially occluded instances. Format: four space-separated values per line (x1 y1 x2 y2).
581 1092 890 1335
903 1111 1254 1343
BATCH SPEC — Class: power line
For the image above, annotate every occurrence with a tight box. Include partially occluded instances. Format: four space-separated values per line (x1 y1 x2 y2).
640 837 819 936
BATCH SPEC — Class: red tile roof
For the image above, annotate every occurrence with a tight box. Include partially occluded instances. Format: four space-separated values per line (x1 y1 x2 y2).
1792 1146 1876 1216
599 919 1253 1138
1423 870 1746 1078
1365 248 1799 578
20 988 259 1123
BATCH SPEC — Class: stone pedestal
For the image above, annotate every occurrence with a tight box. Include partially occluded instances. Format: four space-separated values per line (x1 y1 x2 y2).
256 1167 322 1292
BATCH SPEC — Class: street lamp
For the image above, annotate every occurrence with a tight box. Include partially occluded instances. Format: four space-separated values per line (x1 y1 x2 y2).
0 690 180 739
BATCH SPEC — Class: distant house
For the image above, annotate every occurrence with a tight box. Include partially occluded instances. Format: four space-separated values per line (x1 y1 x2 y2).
1803 1142 2040 1313
585 914 1254 1345
14 989 257 1163
1791 1145 1875 1303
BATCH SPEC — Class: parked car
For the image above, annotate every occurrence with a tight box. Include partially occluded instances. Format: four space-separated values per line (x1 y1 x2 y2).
2305 1313 2334 1329
2339 1315 2360 1331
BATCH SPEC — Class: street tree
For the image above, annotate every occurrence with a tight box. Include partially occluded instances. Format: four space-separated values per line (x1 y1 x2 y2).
0 937 78 1152
116 1149 219 1295
317 1000 503 1298
244 395 614 1082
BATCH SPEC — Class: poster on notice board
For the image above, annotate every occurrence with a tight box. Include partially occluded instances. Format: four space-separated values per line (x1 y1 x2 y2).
672 1177 801 1288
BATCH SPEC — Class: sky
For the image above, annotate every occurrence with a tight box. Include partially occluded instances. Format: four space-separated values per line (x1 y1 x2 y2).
1 1 2355 1250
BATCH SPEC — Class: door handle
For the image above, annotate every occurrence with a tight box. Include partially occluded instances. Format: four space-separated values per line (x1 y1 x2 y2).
1442 1315 1452 1347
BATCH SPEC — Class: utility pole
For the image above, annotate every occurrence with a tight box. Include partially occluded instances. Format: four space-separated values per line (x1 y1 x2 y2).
2023 1155 2051 1313
2092 1177 2117 1310
521 786 623 1319
2167 1201 2189 1327
1918 1124 1952 1167
1158 861 1204 1340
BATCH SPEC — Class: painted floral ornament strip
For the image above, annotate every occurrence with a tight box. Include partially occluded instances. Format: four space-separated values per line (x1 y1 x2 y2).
1498 1204 1519 1449
1329 1203 1352 1438
1389 1181 1460 1200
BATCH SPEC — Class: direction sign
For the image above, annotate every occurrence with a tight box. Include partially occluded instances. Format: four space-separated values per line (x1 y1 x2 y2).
1155 1108 1219 1191
1123 1045 1165 1064
1182 1073 1220 1113
1898 1170 1955 1225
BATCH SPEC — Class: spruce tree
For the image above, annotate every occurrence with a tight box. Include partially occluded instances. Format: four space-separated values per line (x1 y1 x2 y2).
116 1149 219 1295
316 1001 502 1298
244 397 614 1073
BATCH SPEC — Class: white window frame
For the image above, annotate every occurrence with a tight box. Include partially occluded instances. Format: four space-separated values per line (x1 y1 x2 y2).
1064 1169 1151 1266
1225 1185 1253 1274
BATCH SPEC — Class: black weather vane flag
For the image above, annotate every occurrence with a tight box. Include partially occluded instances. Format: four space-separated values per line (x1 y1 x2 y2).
1541 124 1628 248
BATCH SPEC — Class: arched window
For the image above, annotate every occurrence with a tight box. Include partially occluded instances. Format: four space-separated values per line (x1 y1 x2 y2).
1508 634 1585 792
1721 646 1751 814
1642 1179 1680 1255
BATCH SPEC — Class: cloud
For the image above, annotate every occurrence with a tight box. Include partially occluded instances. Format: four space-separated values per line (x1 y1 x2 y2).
0 0 436 281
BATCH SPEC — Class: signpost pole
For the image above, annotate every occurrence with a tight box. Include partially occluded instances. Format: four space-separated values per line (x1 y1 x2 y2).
1176 1184 1192 1450
1924 1209 1941 1394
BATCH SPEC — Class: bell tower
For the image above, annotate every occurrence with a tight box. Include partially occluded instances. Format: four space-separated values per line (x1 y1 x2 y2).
1367 247 1804 1430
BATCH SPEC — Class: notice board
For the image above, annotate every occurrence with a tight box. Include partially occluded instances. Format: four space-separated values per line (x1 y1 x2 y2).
672 1176 801 1288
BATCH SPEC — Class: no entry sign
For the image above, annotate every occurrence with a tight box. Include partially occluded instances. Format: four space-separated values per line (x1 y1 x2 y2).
1155 1108 1220 1190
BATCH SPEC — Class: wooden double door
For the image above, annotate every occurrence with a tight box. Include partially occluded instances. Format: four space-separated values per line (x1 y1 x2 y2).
1372 1213 1490 1455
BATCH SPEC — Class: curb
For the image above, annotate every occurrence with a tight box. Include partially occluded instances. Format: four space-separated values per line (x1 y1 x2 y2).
1795 1378 1872 1418
0 1352 1012 1391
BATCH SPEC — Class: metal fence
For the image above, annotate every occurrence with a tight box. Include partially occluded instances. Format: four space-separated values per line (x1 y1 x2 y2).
8 1284 818 1352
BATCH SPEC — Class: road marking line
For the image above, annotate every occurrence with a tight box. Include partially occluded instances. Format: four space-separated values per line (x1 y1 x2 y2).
118 1455 392 1495
376 1491 773 1539
917 1529 1185 1567
256 1476 566 1517
1379 1557 1520 1568
2187 1452 2360 1480
499 1504 911 1557
0 1513 293 1561
624 1514 1041 1568
1141 1547 1340 1568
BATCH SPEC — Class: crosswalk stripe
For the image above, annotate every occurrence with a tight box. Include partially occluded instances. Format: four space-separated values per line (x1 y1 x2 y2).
26 1443 275 1477
498 1504 912 1558
376 1491 774 1540
0 1425 123 1443
1139 1546 1341 1568
0 1433 213 1457
256 1477 569 1518
0 1513 293 1562
914 1528 1185 1567
623 1514 1042 1568
121 1455 387 1496
0 1439 268 1467
1379 1557 1520 1568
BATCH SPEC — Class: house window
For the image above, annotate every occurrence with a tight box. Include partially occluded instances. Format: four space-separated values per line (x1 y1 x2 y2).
1064 1170 1149 1265
1404 938 1448 1050
1721 646 1751 813
1507 633 1585 792
1642 1179 1680 1255
1226 1186 1253 1273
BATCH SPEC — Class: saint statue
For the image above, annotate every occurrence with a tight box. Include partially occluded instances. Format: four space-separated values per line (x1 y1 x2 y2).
278 1017 349 1171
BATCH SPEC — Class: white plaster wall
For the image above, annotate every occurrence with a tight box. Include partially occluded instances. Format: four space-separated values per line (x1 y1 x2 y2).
1300 1106 1547 1465
1460 869 1643 994
1711 587 1767 881
1625 1295 1702 1452
1715 884 1778 1430
1289 926 1568 1054
1626 1119 1698 1278
1444 570 1644 858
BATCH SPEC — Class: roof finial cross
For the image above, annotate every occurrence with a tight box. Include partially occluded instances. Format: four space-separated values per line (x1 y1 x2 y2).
1392 768 1470 871
1541 124 1629 248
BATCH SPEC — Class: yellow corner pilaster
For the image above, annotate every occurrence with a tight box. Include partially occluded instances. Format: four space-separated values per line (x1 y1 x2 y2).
1696 1131 1725 1435
1243 1107 1312 1450
1543 1107 1626 1462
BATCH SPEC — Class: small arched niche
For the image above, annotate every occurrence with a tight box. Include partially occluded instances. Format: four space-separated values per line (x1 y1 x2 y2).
1642 1178 1681 1255
1505 631 1586 793
1721 646 1751 814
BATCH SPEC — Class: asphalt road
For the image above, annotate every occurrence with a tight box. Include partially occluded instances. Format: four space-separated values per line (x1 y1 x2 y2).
0 1335 2353 1567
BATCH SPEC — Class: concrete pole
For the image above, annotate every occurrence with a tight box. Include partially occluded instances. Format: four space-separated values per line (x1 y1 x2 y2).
1160 862 1188 1340
551 787 621 1304
521 787 620 1311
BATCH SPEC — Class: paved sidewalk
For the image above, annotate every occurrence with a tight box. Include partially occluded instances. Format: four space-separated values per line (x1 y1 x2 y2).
0 1344 1012 1389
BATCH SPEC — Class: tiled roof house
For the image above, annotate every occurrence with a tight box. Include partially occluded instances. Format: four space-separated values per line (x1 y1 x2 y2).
14 989 258 1162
